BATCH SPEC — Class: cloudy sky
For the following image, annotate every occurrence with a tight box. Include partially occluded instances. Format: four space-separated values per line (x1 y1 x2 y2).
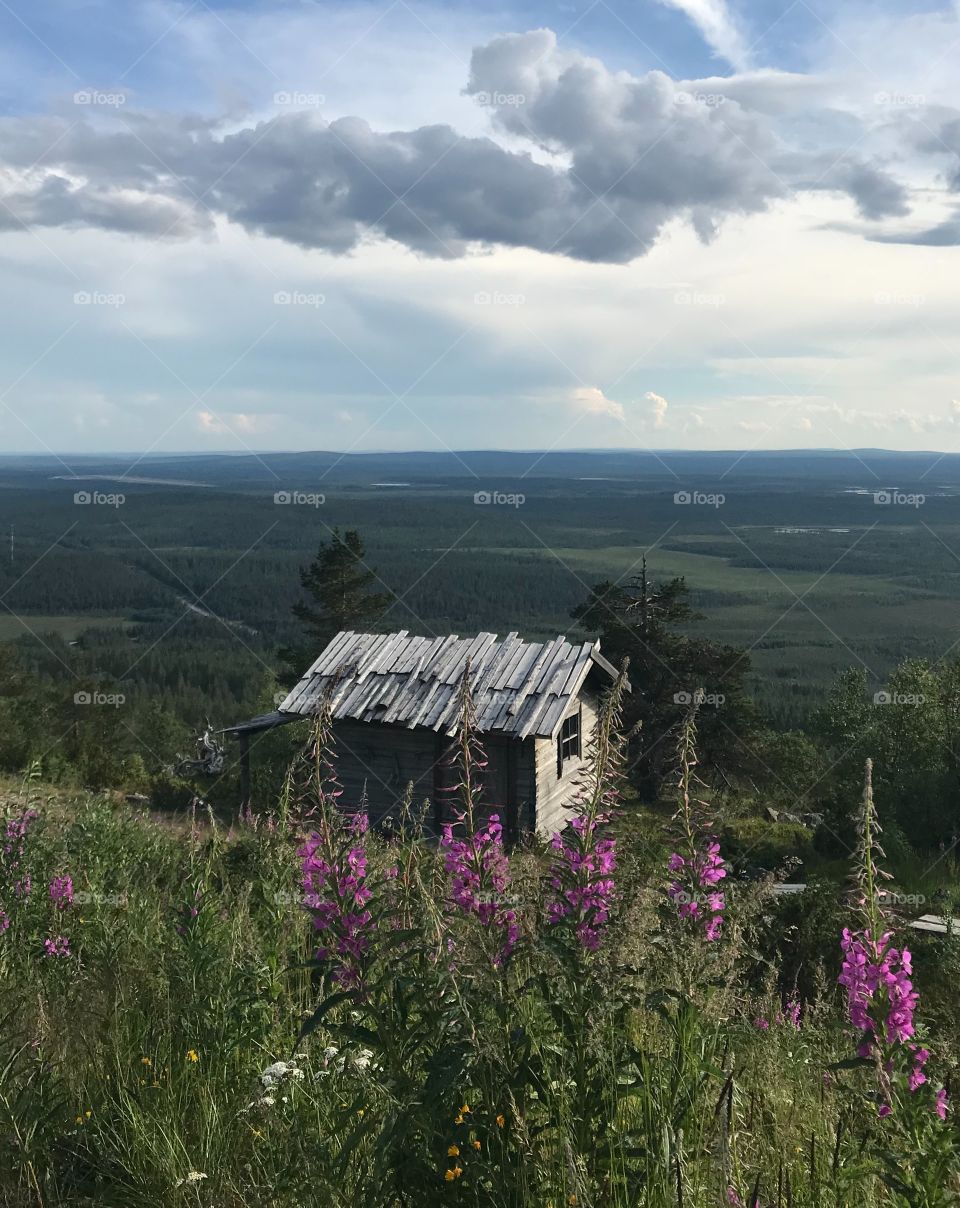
1 0 959 455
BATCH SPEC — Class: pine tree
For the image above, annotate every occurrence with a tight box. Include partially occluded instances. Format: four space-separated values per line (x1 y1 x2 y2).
571 558 758 800
281 530 393 679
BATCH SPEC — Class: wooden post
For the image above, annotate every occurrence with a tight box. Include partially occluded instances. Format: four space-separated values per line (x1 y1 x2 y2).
238 732 251 811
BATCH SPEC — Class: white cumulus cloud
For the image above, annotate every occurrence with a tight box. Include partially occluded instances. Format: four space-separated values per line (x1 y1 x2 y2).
645 391 669 428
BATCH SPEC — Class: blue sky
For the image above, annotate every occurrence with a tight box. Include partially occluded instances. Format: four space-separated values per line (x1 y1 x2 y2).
1 0 959 455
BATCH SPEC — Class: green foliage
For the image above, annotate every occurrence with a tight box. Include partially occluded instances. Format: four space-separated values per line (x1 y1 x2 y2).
281 528 393 678
571 559 761 799
721 817 814 873
811 658 960 849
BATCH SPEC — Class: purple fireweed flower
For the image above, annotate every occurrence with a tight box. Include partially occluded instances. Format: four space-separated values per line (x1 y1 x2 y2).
837 925 948 1119
704 914 723 941
2 807 39 910
43 935 70 958
49 875 74 909
774 999 802 1029
725 1190 761 1208
838 929 919 1044
668 839 727 941
0 908 9 934
907 1047 929 1093
547 811 617 952
936 1088 949 1121
3 808 38 862
301 812 374 990
441 813 518 965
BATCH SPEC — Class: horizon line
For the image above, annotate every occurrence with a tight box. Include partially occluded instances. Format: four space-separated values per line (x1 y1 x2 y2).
3 446 960 459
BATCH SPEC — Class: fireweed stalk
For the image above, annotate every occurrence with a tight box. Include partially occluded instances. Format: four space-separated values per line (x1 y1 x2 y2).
439 661 519 966
667 701 727 942
838 759 947 1121
298 711 374 992
546 670 628 951
0 806 39 930
2 806 38 892
49 875 74 909
301 813 373 990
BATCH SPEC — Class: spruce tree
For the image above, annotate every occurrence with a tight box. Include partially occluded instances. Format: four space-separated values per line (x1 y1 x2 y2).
281 529 393 679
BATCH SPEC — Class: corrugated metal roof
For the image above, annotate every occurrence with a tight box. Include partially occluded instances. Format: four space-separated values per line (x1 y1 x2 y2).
277 629 624 739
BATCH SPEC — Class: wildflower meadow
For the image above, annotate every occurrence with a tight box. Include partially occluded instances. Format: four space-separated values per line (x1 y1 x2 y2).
1 675 959 1207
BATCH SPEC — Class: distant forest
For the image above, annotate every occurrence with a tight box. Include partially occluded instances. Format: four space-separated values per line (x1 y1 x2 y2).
2 448 960 852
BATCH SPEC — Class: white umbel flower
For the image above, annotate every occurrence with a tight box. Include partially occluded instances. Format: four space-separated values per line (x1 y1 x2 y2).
176 1171 208 1187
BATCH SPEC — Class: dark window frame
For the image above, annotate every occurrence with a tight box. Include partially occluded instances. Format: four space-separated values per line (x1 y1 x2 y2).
556 706 582 777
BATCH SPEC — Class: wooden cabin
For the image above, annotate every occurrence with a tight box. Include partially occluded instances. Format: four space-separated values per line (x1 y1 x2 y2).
226 629 627 839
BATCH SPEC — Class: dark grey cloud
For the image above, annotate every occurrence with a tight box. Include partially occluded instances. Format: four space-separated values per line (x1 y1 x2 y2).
0 29 911 263
861 110 960 245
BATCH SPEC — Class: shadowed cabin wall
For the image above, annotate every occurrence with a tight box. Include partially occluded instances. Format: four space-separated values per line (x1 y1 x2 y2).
329 719 536 839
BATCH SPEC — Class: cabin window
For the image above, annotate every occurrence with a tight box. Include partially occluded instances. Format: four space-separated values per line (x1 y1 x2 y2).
557 710 581 776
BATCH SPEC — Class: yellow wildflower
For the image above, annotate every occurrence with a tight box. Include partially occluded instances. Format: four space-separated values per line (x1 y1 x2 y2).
495 1114 505 1127
444 1166 463 1182
140 1056 152 1066
186 1050 199 1063
454 1114 464 1125
472 1140 481 1150
447 1144 459 1157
